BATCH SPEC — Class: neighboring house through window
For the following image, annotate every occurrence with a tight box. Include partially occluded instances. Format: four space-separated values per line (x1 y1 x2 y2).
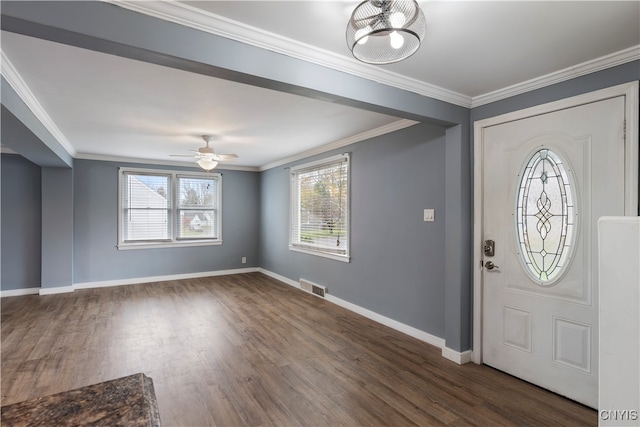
118 167 221 249
290 153 350 262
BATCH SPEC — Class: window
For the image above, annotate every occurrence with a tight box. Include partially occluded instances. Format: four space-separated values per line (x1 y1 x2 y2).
119 168 221 249
515 148 576 284
290 153 350 261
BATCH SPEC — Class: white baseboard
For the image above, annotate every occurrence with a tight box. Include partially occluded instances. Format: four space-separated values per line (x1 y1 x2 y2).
0 287 41 297
258 268 446 350
327 293 446 349
257 268 299 287
442 347 473 365
39 285 75 295
74 267 259 290
2 268 260 297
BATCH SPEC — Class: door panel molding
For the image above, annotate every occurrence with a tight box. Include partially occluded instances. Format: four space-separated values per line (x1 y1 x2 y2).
472 81 639 365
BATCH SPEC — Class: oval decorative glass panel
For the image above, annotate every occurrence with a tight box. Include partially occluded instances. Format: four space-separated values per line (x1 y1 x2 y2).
515 148 576 285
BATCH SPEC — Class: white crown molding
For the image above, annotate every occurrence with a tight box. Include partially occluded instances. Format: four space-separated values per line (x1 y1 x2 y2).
0 146 17 154
104 0 472 108
0 50 77 157
259 119 418 171
471 45 640 107
75 152 260 172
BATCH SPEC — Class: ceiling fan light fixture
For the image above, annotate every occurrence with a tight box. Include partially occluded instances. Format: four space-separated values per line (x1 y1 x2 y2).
346 0 426 65
170 134 238 169
197 157 218 171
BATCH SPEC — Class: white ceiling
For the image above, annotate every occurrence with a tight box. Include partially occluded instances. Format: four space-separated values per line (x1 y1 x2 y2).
2 1 638 170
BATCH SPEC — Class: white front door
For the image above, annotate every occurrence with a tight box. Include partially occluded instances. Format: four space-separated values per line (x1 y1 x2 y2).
479 92 630 408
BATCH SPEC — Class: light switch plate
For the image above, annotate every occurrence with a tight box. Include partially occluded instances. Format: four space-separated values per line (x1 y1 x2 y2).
424 209 435 222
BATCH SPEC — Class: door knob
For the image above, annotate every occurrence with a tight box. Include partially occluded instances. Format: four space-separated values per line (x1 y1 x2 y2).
485 261 499 270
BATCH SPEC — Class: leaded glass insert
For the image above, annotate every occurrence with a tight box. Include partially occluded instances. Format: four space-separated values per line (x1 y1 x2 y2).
516 148 576 284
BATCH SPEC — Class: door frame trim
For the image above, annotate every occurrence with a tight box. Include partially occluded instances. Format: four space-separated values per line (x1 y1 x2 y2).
472 81 639 364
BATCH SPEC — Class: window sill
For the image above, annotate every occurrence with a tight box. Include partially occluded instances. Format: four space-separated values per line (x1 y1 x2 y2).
289 245 350 263
118 240 222 250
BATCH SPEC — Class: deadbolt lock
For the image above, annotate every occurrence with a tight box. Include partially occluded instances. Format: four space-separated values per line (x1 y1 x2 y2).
484 239 495 257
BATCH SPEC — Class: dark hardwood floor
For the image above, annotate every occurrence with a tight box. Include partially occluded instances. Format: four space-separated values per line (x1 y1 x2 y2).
1 273 596 426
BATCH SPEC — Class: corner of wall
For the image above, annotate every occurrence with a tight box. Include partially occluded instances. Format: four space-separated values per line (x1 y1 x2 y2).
441 347 472 365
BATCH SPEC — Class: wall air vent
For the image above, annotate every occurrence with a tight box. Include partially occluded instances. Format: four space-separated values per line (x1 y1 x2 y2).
299 279 327 298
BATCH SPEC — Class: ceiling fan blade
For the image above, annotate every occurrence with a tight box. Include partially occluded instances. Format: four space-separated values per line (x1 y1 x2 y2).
214 153 239 161
171 134 238 163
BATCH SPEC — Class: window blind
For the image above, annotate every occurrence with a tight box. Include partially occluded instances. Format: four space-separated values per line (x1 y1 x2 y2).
122 172 171 242
290 154 349 257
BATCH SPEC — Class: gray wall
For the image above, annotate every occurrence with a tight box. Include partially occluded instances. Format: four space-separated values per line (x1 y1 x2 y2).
42 167 73 288
1 154 42 290
1 60 636 347
73 159 260 283
2 0 472 351
260 123 448 337
1 1 635 352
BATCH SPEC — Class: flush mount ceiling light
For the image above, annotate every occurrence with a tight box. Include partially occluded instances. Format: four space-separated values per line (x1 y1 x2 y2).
346 0 426 65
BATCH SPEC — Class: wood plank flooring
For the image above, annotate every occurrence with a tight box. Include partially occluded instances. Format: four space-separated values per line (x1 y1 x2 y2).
1 273 596 426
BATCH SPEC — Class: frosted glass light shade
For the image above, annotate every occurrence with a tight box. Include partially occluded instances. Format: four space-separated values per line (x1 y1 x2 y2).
197 158 218 171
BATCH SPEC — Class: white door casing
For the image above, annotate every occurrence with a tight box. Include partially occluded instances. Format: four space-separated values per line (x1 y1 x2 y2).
472 82 639 408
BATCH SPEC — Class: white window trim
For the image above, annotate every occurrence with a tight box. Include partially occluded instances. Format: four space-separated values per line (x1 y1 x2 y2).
289 153 351 262
289 245 350 262
117 167 222 250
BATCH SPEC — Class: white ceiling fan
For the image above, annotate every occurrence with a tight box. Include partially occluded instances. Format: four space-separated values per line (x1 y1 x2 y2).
171 135 238 171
